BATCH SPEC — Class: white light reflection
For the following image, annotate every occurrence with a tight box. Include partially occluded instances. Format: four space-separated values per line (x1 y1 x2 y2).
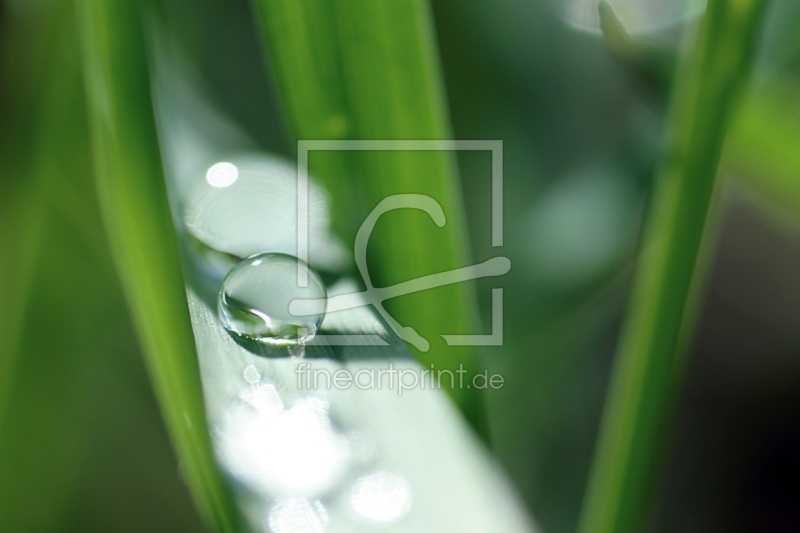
217 395 351 498
206 161 239 188
267 498 328 533
350 472 412 523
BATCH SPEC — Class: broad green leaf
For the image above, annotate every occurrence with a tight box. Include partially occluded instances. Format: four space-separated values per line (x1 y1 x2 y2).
152 66 536 530
186 278 537 532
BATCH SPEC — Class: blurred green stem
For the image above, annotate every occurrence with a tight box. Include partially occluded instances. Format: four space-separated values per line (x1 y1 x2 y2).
579 1 769 532
252 0 483 425
76 1 242 531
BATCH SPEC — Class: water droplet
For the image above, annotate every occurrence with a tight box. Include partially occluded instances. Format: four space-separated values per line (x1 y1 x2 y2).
219 253 327 344
243 365 261 384
349 472 411 523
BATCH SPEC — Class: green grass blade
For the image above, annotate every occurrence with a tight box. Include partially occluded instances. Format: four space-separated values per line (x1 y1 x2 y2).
251 0 482 420
76 2 242 531
579 1 770 532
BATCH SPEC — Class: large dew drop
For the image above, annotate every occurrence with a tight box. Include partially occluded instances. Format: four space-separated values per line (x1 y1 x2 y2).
218 253 327 344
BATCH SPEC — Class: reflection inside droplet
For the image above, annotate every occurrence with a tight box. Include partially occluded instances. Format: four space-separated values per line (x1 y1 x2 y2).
206 161 239 188
350 472 412 523
267 498 328 533
218 253 327 345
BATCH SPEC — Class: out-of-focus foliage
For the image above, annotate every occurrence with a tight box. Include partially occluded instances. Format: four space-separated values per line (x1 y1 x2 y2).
0 2 203 531
2 0 800 531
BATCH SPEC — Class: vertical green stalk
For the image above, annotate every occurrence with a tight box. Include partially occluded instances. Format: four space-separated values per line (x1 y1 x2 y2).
252 0 482 421
579 1 769 532
76 1 241 531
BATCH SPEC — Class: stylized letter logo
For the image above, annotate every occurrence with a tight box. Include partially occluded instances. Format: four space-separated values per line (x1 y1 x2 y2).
290 194 509 351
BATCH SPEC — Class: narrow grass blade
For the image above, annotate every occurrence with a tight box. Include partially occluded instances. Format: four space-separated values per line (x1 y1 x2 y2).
579 1 770 532
76 2 242 531
252 0 482 420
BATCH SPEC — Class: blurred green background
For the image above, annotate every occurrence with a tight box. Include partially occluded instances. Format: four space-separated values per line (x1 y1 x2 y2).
2 0 799 531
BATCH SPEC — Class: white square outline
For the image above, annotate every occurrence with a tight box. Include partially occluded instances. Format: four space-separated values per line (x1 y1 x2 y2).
297 140 504 347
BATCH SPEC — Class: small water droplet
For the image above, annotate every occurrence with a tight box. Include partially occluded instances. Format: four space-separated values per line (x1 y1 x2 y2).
219 253 327 344
243 365 261 384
